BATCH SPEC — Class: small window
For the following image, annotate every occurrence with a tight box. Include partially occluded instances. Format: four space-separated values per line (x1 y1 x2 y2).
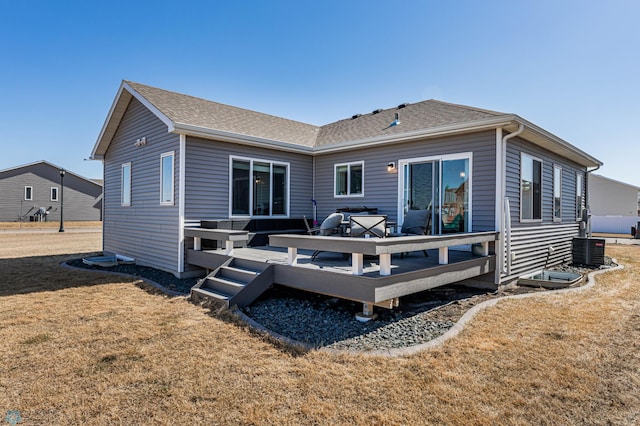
160 151 174 205
334 161 364 197
553 166 562 221
24 186 33 201
121 163 131 206
521 153 542 221
576 172 584 219
51 187 59 202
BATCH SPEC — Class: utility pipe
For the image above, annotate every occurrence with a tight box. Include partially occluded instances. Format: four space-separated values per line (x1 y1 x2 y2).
498 124 524 276
585 164 601 237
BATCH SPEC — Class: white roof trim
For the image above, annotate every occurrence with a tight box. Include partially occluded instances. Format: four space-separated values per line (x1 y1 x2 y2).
90 81 174 159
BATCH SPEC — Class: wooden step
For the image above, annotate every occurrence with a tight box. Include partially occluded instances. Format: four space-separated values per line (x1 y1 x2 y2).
191 287 230 302
201 276 245 298
219 265 258 283
232 258 270 273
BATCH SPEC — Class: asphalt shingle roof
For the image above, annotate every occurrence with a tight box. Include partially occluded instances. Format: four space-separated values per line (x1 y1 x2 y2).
127 81 320 147
126 81 508 148
315 100 505 146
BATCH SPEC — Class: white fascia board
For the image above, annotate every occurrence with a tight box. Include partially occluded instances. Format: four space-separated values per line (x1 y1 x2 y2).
313 116 518 154
90 81 175 159
172 123 314 154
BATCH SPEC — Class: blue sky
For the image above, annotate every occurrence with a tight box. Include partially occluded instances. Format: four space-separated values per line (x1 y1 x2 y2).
1 0 639 186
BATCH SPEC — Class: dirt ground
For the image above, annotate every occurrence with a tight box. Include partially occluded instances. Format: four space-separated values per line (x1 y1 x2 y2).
0 231 638 425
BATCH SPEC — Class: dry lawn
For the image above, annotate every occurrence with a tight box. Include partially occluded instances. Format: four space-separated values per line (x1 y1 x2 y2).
0 221 102 230
0 232 638 425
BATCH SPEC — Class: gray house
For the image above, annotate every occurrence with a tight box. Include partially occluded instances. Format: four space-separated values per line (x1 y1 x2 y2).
0 161 102 222
589 174 640 234
91 81 601 312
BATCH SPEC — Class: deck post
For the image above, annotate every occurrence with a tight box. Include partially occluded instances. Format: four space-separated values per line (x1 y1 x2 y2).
481 241 489 256
287 247 298 266
439 247 449 264
193 237 202 251
352 253 363 275
225 240 234 256
379 253 391 276
356 302 377 322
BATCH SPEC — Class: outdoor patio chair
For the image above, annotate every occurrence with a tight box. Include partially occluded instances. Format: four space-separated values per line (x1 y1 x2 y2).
306 213 344 260
349 215 388 238
392 209 431 258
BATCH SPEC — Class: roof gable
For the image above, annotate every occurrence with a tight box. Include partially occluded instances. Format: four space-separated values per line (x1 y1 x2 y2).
0 160 103 188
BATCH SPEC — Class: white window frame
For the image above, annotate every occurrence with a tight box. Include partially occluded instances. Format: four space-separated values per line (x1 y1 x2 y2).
576 171 584 220
50 187 59 202
24 186 33 201
396 152 473 233
334 161 364 197
228 155 290 218
160 151 175 206
553 165 562 222
520 153 543 222
121 162 131 207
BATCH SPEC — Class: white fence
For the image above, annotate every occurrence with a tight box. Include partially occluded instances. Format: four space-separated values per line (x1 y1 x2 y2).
591 215 639 234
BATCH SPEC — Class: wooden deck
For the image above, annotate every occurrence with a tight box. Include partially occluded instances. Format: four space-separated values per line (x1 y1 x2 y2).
185 231 498 310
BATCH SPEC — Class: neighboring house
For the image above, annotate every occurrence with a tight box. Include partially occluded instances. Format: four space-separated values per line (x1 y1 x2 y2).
0 161 103 222
589 174 640 234
91 81 602 289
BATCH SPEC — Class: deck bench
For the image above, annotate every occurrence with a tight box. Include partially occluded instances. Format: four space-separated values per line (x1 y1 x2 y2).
184 228 249 256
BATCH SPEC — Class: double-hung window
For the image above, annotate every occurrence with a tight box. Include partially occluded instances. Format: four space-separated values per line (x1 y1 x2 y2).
553 165 562 221
51 187 59 202
230 157 289 217
121 163 131 206
24 186 33 201
160 151 174 205
521 153 542 221
334 161 363 197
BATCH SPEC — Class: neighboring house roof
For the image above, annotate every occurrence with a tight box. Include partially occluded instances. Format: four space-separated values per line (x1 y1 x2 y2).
92 81 602 168
0 160 103 188
590 174 640 191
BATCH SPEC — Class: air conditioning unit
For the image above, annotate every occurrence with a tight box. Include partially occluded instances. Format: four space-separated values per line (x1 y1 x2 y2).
572 237 605 267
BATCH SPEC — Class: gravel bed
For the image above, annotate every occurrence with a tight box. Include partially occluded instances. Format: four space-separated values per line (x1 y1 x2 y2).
243 285 506 351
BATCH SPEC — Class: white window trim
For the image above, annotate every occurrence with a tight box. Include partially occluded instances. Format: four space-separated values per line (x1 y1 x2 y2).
228 155 290 218
553 165 562 222
24 186 33 201
50 187 59 202
160 151 175 206
520 152 543 223
121 162 131 207
396 152 473 233
576 171 584 221
333 161 365 198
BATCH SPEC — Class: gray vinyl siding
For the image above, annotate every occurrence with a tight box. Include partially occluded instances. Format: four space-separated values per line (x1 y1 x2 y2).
503 137 586 278
0 163 102 221
313 130 497 231
184 136 313 220
505 137 586 227
102 97 180 274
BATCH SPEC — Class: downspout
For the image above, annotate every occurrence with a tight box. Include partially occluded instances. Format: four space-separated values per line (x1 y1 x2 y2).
178 134 186 274
585 164 601 237
501 124 525 277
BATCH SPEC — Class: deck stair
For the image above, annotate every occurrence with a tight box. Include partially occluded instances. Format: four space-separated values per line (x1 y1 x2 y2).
190 257 274 310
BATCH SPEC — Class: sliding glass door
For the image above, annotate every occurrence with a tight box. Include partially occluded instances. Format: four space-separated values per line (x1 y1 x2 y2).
400 154 471 234
230 157 289 217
